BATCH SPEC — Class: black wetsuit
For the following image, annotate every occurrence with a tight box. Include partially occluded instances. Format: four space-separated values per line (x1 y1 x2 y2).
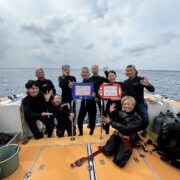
89 75 108 90
49 104 73 137
78 79 97 135
37 79 56 95
108 110 143 135
58 75 76 120
123 76 155 129
102 110 142 167
89 75 108 114
22 92 54 139
58 75 76 103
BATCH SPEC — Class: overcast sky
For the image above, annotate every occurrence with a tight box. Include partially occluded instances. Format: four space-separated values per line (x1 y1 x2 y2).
0 0 180 70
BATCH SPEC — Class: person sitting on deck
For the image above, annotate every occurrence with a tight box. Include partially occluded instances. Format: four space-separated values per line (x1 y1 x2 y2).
49 94 75 137
101 96 143 167
22 80 54 139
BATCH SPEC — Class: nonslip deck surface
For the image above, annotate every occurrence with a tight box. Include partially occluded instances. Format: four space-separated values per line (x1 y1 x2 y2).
4 127 180 180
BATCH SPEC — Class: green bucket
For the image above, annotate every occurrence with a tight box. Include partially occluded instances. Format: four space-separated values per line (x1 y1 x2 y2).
0 144 20 179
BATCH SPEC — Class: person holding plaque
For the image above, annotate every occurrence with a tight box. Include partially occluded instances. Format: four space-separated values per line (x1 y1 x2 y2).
103 70 124 134
78 67 97 135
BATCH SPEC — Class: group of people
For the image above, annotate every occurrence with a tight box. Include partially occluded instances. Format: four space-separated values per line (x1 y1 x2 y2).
22 64 155 140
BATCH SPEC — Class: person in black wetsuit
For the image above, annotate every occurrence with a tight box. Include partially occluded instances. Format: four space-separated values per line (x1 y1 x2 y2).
35 68 56 95
101 96 142 167
90 64 108 113
50 94 74 137
58 65 77 134
58 65 76 104
22 80 54 139
123 65 155 132
103 70 124 134
78 67 97 136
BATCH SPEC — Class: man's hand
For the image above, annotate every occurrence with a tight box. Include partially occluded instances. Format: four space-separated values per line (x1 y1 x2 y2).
68 80 74 89
103 66 109 72
69 113 75 120
41 112 53 116
101 116 110 124
140 76 149 87
62 69 70 77
92 92 96 97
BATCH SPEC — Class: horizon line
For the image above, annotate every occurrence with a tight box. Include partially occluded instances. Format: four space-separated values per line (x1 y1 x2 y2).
0 67 179 72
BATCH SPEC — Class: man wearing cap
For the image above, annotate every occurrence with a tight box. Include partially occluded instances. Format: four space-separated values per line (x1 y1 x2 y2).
58 65 76 104
58 65 76 135
58 65 77 135
123 65 155 135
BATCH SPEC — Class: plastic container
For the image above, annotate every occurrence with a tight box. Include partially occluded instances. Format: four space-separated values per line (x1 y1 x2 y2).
0 144 20 179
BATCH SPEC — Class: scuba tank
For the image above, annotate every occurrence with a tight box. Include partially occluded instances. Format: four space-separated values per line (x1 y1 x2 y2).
150 112 165 140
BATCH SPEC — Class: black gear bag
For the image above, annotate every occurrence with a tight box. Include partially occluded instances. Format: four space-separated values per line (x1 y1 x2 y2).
157 122 180 168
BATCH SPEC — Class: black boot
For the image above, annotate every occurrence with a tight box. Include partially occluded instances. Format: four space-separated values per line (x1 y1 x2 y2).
56 130 64 137
79 130 83 136
46 124 54 138
89 130 94 135
34 132 43 139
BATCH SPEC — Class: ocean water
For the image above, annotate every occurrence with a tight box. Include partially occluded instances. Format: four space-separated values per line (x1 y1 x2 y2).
0 68 180 102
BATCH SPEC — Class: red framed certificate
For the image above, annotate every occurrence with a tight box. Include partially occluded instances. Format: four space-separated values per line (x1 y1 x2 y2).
99 83 122 99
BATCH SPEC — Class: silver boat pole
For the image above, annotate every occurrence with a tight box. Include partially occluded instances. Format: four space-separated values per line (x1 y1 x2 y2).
99 99 103 139
70 100 75 141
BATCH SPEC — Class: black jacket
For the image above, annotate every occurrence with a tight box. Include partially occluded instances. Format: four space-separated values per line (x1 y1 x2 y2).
58 75 76 103
37 79 56 95
123 76 155 104
22 92 50 119
89 75 108 89
49 104 71 126
109 110 142 136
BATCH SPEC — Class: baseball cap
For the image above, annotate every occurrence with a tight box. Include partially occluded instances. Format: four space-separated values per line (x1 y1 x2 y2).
62 65 70 70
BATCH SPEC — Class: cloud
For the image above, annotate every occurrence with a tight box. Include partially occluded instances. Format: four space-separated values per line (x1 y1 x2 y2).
0 0 180 70
85 43 95 50
0 18 10 59
160 32 180 44
21 13 75 46
0 16 4 23
123 43 157 56
123 32 180 57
